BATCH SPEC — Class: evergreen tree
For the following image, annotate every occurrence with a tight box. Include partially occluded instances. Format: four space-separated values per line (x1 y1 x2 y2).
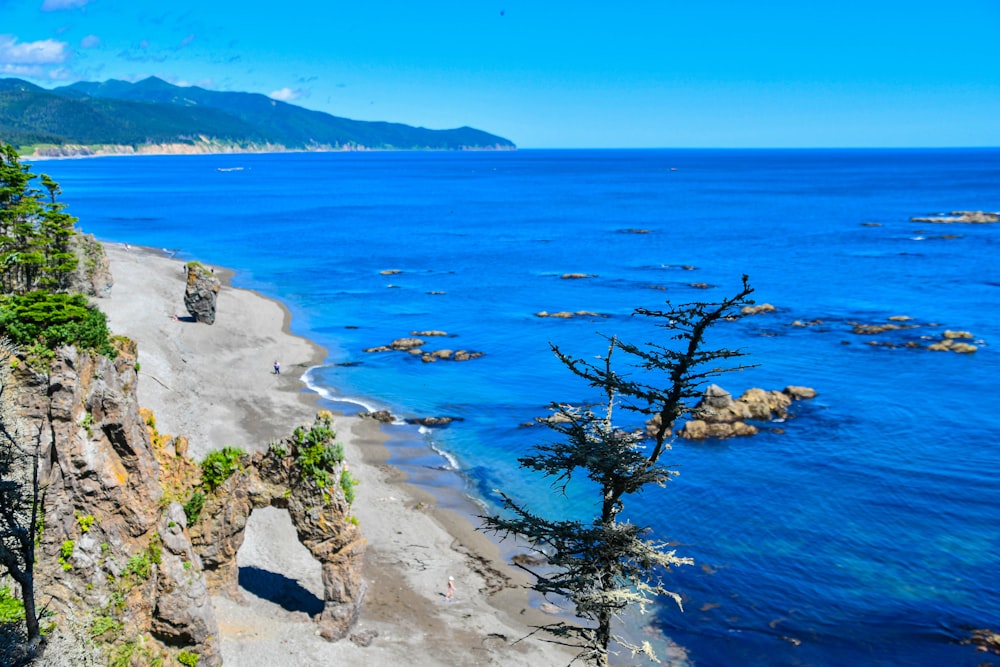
483 277 756 665
0 145 78 294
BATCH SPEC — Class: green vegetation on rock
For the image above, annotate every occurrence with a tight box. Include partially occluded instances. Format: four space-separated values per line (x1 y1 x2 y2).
199 446 245 492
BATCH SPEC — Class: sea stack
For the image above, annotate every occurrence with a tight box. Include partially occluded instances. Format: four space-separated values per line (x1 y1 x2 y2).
184 262 221 324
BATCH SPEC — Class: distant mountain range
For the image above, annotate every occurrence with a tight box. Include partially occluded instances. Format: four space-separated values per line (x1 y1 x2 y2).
0 77 515 155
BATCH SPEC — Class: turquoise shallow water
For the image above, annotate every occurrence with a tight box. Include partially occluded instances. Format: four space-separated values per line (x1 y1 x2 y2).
36 149 1000 666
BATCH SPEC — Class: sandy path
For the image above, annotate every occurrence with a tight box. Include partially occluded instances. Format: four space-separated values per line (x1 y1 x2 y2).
99 243 576 666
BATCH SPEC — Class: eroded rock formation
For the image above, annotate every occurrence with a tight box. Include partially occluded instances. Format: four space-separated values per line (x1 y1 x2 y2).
676 384 817 440
184 262 221 324
4 342 222 667
2 341 365 664
187 413 365 641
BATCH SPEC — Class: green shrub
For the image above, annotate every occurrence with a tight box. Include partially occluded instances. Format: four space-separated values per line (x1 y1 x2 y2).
125 552 151 580
89 615 120 638
76 512 95 533
340 469 357 505
0 586 25 624
59 539 74 569
200 446 245 492
183 491 204 527
148 533 162 565
178 650 199 666
0 291 118 360
109 640 137 667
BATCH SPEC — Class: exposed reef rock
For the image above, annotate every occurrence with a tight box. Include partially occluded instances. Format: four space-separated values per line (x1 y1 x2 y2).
364 336 484 363
406 416 464 427
963 628 1000 655
360 409 395 424
741 303 776 315
910 211 998 224
676 384 817 440
534 310 607 319
184 262 221 324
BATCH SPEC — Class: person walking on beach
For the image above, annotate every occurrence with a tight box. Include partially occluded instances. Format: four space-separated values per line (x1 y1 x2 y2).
273 360 281 375
445 576 455 602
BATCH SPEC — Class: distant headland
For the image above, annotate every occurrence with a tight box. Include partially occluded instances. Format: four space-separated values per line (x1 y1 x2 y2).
0 76 516 157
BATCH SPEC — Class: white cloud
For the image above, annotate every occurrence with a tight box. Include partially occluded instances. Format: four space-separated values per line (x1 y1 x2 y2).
178 33 195 49
0 34 69 65
269 87 307 102
80 34 101 48
41 0 92 11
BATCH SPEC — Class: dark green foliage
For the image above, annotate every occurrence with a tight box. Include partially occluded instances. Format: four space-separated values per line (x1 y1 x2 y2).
295 418 344 488
182 492 204 528
0 76 515 151
0 291 117 360
199 446 245 492
482 278 756 665
0 145 78 293
124 552 150 580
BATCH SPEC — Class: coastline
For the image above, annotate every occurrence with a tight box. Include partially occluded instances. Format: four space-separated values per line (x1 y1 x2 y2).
99 242 575 666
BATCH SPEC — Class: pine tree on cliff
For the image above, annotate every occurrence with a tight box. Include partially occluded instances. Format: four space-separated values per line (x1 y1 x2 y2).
0 144 79 294
482 277 755 665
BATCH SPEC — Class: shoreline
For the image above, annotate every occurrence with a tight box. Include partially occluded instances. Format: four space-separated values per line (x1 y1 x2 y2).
99 242 576 666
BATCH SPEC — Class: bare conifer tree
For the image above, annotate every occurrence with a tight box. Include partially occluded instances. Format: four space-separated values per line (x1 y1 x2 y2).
0 339 44 664
483 277 755 665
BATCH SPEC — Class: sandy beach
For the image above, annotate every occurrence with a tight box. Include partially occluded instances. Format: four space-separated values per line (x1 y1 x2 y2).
99 243 577 666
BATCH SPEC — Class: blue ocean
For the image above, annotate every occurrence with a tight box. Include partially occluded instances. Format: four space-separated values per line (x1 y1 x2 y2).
37 149 999 666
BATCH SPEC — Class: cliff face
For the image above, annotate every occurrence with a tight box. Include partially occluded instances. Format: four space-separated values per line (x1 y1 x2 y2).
7 341 221 666
5 341 365 664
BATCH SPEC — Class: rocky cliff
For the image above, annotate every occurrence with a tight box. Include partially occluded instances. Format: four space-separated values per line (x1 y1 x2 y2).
2 338 364 665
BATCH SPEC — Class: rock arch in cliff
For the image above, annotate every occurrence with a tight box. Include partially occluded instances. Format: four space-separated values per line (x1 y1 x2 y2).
238 506 325 615
188 413 366 640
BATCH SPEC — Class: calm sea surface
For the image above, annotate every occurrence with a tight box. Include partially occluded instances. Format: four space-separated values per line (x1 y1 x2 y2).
36 149 1000 666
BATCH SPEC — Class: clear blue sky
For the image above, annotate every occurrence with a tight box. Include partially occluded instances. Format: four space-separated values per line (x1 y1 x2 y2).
2 0 998 148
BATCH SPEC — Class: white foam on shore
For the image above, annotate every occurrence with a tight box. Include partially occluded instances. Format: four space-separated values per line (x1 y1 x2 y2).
302 365 385 416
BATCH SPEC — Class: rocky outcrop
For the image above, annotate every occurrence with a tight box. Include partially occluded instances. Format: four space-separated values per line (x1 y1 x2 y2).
910 211 998 224
68 232 113 298
184 262 221 324
364 336 484 363
741 303 776 315
188 413 365 641
534 310 607 319
3 339 367 663
406 416 464 427
4 342 222 667
676 384 817 440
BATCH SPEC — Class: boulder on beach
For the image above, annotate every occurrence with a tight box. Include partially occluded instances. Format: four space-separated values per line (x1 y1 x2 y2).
184 261 221 324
